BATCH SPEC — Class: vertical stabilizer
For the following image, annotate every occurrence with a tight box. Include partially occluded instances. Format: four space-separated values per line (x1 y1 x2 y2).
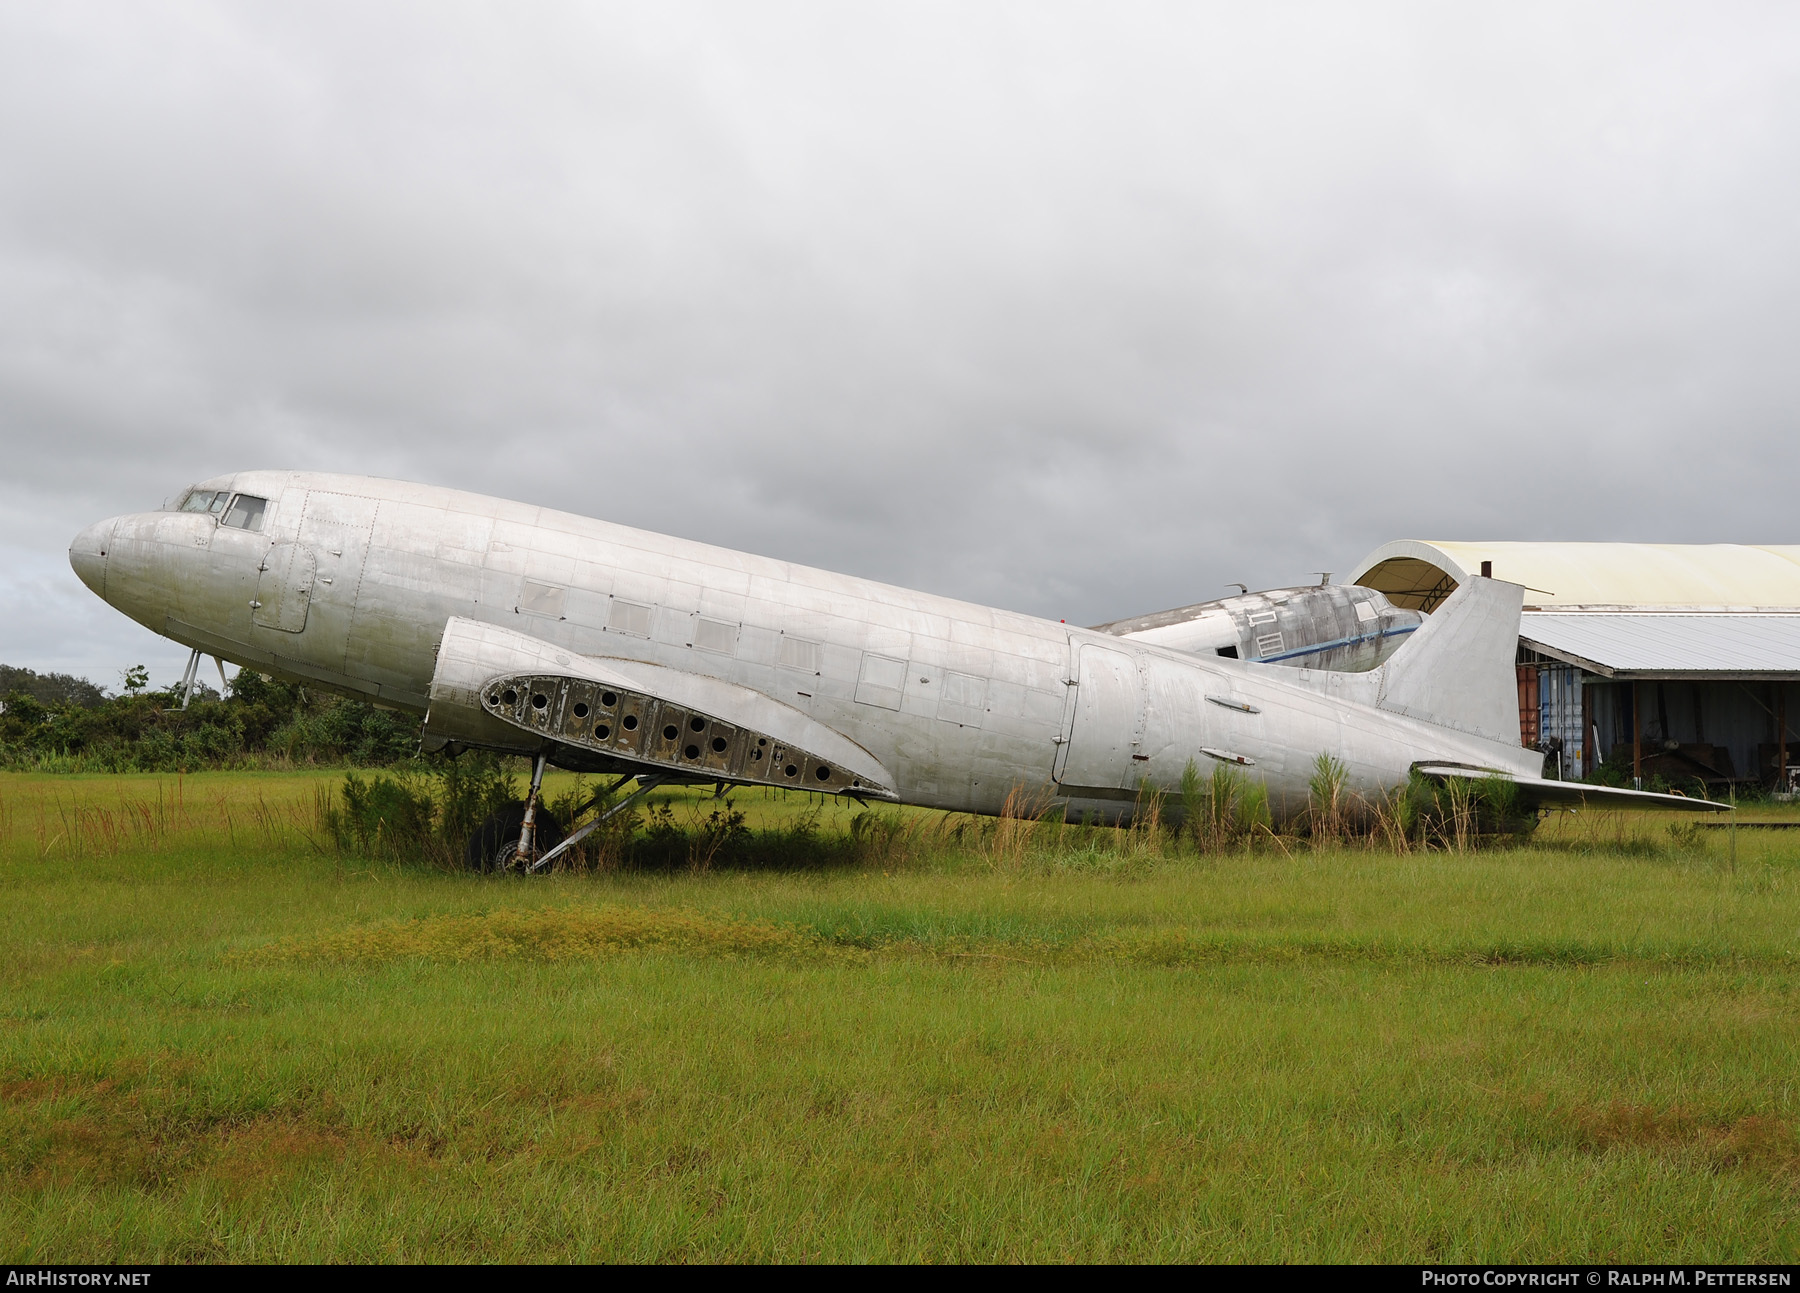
1374 577 1523 745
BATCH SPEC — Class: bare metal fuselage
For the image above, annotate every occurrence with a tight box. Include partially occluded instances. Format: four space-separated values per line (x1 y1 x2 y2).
70 470 1539 821
1095 583 1422 672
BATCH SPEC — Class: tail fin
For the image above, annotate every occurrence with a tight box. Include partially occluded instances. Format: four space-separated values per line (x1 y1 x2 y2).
1373 576 1523 744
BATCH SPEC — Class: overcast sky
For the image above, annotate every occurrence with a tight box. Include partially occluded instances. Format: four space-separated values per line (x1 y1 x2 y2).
4 2 1799 688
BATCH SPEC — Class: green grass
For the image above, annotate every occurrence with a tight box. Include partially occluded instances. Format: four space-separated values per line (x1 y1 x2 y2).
2 771 1799 1262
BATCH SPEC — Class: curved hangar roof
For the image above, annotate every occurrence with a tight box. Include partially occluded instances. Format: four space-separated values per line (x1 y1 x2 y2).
1350 541 1800 679
1349 541 1800 612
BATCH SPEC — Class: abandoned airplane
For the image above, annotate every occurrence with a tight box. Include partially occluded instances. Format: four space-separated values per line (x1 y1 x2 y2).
68 471 1724 869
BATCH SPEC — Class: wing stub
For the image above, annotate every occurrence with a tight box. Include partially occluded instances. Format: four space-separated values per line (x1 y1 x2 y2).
482 672 883 796
1411 760 1733 813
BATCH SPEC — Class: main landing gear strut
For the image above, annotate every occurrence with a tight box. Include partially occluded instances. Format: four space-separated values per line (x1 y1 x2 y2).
470 754 667 874
525 773 665 874
517 751 549 861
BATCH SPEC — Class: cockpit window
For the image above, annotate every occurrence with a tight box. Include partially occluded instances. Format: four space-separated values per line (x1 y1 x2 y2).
179 489 229 515
221 494 268 532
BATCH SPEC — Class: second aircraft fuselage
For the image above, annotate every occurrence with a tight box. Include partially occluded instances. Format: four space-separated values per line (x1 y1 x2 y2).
69 470 1538 819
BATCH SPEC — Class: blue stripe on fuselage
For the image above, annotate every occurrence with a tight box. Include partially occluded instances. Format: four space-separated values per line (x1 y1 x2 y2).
1257 623 1419 665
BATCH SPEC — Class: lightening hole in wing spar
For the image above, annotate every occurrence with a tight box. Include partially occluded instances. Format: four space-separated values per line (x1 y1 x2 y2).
480 673 871 794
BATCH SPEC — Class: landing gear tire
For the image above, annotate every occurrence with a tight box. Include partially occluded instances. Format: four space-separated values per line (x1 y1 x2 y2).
465 803 566 873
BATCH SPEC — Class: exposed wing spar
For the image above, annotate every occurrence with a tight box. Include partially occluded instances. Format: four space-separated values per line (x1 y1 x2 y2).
425 616 898 799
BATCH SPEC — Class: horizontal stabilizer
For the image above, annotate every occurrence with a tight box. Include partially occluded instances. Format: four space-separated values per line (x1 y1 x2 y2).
1414 761 1732 812
425 616 896 797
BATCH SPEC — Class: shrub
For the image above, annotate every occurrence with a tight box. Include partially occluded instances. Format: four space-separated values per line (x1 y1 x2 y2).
319 754 519 866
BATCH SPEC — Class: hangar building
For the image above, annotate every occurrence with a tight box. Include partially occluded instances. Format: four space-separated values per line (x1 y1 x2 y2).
1349 542 1800 790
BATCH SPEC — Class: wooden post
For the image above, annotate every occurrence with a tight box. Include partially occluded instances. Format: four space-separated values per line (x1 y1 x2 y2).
1582 680 1595 779
1632 680 1643 789
1780 684 1788 792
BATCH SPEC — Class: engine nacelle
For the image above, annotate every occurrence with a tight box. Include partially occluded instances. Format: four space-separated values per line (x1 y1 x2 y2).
422 615 898 795
1093 583 1422 672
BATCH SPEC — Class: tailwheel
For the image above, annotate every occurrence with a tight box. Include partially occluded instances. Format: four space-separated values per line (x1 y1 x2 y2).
465 802 566 873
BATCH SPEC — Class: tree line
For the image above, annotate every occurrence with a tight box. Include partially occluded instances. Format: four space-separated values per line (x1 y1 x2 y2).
0 663 421 771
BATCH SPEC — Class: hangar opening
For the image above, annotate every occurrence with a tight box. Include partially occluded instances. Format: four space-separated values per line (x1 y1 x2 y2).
1356 555 1461 613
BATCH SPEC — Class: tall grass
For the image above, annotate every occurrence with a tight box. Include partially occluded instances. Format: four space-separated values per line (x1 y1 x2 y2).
0 761 1719 877
300 763 1713 874
1180 759 1273 853
0 766 1726 885
1307 752 1350 844
0 774 320 860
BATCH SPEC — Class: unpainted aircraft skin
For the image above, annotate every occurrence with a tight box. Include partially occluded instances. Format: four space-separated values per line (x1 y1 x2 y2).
69 471 1718 825
1093 583 1422 672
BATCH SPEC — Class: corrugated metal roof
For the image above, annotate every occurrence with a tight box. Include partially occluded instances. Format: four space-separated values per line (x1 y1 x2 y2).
1519 612 1800 678
1350 541 1800 609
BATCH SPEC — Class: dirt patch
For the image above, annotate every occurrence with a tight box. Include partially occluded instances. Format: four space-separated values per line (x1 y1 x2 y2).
0 1079 57 1101
1571 1102 1800 1173
27 1113 161 1188
209 1119 348 1185
557 1086 651 1117
239 905 855 966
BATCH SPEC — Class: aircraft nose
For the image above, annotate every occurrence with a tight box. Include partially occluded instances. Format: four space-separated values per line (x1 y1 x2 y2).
69 518 116 597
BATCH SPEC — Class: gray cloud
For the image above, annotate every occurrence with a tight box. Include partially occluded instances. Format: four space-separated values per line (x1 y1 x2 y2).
4 1 1799 685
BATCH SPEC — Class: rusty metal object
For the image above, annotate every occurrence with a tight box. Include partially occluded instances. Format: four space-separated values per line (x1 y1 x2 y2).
515 751 548 866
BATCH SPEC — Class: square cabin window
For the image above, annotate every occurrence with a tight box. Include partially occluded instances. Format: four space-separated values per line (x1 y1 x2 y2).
221 494 268 532
517 580 566 618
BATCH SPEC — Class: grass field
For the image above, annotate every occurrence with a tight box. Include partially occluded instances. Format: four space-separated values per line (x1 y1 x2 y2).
3 770 1798 1262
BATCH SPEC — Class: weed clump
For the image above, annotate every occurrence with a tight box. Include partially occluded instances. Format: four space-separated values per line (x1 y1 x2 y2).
1397 771 1533 851
318 756 517 865
1307 753 1351 844
1179 759 1271 853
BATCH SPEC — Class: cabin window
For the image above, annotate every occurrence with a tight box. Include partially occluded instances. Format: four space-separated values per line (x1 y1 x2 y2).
607 599 652 638
777 635 821 674
221 494 268 532
941 671 987 711
517 580 566 619
693 616 739 655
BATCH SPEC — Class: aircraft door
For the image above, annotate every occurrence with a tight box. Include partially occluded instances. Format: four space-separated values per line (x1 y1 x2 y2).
293 491 380 670
253 543 314 633
1058 644 1141 791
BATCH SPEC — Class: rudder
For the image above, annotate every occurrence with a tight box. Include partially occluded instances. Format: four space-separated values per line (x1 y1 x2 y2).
1373 577 1523 745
